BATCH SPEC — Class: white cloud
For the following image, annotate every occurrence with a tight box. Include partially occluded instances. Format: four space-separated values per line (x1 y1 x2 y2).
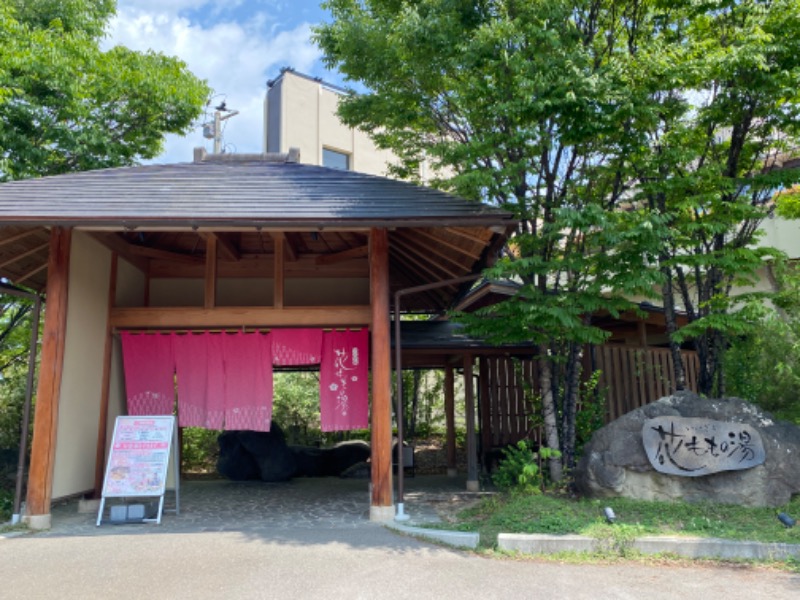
105 2 322 163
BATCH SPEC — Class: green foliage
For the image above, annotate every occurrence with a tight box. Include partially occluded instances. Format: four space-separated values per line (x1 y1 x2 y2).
272 372 322 445
450 492 800 551
0 0 210 180
492 441 562 494
0 295 37 451
492 441 541 494
575 370 606 457
317 0 800 428
725 263 800 423
181 427 220 473
0 488 12 521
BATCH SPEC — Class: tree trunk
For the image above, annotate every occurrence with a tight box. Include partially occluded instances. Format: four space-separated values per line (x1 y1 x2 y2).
538 344 563 482
660 263 687 391
562 341 583 470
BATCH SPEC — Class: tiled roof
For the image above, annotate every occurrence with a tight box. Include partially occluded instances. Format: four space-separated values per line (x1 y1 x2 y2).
0 154 512 228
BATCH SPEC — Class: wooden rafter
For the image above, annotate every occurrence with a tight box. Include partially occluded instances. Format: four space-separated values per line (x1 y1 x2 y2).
202 232 240 261
89 233 149 273
390 236 461 279
0 228 47 248
407 228 483 260
14 262 48 286
445 226 490 246
315 244 369 266
128 244 203 264
0 241 49 269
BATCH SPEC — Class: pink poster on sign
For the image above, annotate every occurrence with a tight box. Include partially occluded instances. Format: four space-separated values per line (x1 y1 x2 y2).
223 331 273 432
271 328 323 366
120 332 175 416
320 329 369 432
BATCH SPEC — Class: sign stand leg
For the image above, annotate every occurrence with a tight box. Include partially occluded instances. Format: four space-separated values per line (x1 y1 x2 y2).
96 497 106 527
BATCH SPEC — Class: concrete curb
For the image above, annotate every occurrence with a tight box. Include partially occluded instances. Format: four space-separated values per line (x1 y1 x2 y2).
498 533 800 560
384 522 480 549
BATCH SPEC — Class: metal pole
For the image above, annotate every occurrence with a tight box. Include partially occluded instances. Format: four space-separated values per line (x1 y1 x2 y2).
11 292 42 523
213 111 221 154
392 274 481 521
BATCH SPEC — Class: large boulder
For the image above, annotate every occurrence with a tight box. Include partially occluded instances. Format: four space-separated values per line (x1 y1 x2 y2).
574 392 800 507
290 439 371 477
217 425 297 482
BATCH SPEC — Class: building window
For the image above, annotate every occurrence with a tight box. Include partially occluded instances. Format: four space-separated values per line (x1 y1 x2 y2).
322 148 350 170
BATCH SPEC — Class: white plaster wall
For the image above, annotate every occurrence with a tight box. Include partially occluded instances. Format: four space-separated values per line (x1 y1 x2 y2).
108 256 148 447
115 258 146 307
52 232 111 499
759 216 800 259
281 74 321 165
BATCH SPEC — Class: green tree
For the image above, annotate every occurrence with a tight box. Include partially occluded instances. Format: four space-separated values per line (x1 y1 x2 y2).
0 0 210 180
623 0 800 396
316 0 664 478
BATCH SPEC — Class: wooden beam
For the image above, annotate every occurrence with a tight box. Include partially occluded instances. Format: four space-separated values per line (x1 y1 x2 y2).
204 234 217 309
369 227 393 519
26 227 71 527
110 306 372 329
315 245 369 266
202 232 240 261
272 233 284 309
128 245 203 264
93 253 118 497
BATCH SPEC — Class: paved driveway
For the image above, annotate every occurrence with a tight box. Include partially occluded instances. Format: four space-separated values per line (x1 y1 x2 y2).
2 477 798 599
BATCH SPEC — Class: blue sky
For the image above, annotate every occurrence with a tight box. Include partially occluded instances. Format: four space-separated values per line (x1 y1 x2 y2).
106 1 345 163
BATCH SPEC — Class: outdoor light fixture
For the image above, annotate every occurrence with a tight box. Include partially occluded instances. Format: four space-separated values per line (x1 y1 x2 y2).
777 512 796 528
604 507 616 524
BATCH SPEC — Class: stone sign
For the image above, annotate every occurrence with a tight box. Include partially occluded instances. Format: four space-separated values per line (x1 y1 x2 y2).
642 416 765 477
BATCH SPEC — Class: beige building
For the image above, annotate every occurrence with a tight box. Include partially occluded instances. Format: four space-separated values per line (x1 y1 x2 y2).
263 69 399 176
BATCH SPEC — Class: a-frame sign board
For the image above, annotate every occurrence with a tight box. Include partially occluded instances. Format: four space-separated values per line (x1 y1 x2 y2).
96 415 180 526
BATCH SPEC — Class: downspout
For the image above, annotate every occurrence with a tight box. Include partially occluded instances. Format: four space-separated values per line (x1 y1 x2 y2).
393 274 481 521
0 283 43 525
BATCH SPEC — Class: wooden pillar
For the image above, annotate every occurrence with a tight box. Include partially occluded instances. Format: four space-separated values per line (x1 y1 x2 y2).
93 253 118 497
204 234 217 309
369 227 393 520
444 363 457 477
25 227 71 529
464 353 479 492
479 356 491 474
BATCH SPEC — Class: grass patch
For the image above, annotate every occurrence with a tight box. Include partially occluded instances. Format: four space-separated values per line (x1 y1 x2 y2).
446 492 800 550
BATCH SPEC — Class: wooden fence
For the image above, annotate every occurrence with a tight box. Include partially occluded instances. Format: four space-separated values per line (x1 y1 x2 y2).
479 346 700 456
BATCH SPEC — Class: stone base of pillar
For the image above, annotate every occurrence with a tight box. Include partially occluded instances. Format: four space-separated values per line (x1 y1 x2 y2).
24 513 51 530
369 505 395 522
466 480 480 492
